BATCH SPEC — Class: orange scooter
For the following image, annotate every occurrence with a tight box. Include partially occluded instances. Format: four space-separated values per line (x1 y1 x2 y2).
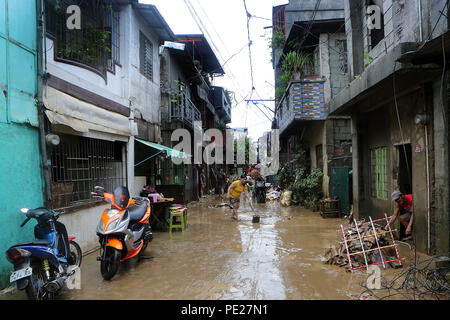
91 186 153 280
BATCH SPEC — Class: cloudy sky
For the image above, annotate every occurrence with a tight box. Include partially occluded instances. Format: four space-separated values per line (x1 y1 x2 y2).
140 0 288 139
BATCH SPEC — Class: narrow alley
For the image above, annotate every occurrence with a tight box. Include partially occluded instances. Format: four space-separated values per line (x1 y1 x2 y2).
4 196 417 300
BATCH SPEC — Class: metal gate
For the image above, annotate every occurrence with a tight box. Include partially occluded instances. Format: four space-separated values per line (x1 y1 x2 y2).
330 167 351 214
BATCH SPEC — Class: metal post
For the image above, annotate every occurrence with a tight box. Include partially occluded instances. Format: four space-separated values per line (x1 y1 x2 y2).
384 213 402 266
353 218 369 270
340 224 353 270
369 216 386 269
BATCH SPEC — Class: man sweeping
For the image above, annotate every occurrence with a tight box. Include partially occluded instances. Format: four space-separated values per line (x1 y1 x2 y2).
227 174 250 221
385 191 413 240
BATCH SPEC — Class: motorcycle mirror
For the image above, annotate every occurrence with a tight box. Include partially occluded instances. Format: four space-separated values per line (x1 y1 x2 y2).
94 186 105 196
20 208 29 213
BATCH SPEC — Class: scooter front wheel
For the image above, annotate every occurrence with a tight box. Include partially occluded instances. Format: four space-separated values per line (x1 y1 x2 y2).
100 246 120 280
68 240 82 267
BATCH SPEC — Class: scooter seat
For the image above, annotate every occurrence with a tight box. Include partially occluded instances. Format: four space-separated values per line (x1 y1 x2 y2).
12 240 51 248
128 204 147 222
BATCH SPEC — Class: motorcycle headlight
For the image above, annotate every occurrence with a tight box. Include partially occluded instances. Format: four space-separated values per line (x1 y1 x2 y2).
105 219 120 233
107 209 120 218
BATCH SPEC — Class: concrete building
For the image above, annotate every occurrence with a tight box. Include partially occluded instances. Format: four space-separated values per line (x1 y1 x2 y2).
328 0 450 255
158 34 228 201
40 0 173 253
272 0 353 213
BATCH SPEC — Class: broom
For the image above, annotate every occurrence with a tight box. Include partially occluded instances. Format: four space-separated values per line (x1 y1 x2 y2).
249 202 260 223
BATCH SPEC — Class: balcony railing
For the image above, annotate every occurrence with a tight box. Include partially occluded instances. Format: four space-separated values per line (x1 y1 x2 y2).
276 78 326 134
170 91 201 129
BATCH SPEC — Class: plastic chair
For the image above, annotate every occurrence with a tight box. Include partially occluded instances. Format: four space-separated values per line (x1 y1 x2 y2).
169 207 187 232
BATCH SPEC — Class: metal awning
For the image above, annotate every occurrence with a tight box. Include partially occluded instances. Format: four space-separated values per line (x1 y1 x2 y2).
135 138 189 159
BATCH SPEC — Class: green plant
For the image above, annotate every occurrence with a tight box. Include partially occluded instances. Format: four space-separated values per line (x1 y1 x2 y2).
271 29 286 49
276 71 291 101
291 168 323 210
282 51 314 76
278 163 295 189
276 51 314 101
364 53 374 69
215 120 227 130
224 89 236 105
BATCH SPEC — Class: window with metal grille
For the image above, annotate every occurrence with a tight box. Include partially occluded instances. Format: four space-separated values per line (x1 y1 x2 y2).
49 134 126 209
371 147 388 200
44 0 118 79
140 32 153 81
336 40 348 74
106 10 120 71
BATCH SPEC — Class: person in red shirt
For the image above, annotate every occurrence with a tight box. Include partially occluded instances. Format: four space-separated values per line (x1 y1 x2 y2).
386 191 413 240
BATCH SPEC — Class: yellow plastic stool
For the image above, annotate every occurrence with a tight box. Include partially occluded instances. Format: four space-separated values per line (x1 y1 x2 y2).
169 208 187 232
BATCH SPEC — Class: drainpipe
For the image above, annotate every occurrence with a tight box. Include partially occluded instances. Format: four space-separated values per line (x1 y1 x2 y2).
416 108 431 253
417 0 423 42
36 0 51 205
425 123 431 254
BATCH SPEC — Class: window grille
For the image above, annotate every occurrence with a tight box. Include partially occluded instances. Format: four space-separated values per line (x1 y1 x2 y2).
106 10 120 71
49 134 126 209
371 147 388 200
140 32 153 81
44 0 118 78
336 40 348 74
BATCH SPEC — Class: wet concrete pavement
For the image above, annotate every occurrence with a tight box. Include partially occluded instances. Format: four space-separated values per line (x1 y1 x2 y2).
3 196 418 300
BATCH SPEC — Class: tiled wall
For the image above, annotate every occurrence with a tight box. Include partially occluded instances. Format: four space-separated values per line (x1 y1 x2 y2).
292 81 326 119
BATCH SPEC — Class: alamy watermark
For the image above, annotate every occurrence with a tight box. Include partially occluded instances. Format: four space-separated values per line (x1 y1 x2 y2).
66 5 81 30
366 265 382 290
367 5 382 30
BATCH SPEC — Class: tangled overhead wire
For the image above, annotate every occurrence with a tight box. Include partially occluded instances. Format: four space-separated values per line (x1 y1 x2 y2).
359 256 450 300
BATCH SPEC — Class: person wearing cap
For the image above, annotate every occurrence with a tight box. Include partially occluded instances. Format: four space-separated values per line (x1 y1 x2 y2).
227 174 250 221
385 191 413 240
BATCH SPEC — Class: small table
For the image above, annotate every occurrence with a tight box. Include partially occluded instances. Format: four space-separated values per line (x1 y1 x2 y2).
319 199 341 218
149 199 174 231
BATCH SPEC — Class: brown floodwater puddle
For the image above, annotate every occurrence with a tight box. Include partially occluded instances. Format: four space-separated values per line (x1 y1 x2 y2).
3 196 422 300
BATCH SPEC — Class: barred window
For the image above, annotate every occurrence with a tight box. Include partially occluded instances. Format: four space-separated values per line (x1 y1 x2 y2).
371 147 388 200
336 40 348 74
140 32 153 81
49 134 126 209
106 10 120 71
44 0 119 79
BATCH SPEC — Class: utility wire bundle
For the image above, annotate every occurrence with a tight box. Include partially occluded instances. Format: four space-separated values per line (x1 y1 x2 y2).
359 256 450 300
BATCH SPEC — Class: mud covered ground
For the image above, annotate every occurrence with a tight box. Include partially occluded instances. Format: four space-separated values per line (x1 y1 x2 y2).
4 196 423 300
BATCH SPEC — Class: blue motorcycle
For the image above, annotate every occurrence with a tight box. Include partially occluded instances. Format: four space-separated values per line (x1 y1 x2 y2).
5 207 82 300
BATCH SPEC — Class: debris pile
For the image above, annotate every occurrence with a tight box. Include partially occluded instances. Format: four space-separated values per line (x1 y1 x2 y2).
323 220 397 269
208 203 231 208
280 190 292 206
266 190 281 201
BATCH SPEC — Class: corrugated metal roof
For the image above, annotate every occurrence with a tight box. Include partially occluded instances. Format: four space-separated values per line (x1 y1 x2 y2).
132 3 175 43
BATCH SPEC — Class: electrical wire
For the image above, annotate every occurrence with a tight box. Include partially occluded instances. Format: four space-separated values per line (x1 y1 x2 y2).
243 0 255 95
183 0 249 101
295 0 321 51
358 256 450 300
184 0 274 130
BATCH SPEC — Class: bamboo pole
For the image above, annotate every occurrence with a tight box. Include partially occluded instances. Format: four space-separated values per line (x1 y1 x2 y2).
370 216 386 269
354 218 369 270
341 224 353 270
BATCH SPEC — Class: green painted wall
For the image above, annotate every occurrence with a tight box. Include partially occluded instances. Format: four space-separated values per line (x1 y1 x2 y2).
0 0 44 289
0 123 43 289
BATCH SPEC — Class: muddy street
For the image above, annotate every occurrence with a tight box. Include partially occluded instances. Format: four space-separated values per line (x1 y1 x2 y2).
5 197 415 300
